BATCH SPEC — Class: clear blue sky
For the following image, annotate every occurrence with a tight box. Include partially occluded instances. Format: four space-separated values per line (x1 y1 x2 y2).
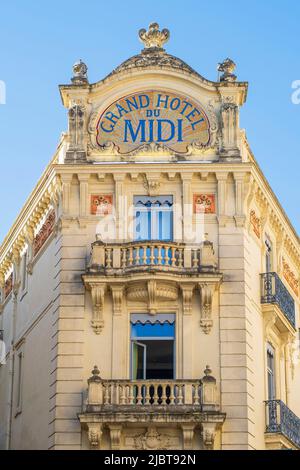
0 0 299 242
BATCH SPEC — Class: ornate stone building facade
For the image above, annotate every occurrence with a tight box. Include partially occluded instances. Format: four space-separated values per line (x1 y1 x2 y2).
0 24 300 450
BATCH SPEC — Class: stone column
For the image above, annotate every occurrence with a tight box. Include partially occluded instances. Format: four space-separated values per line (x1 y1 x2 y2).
216 172 228 227
114 174 126 242
78 174 89 217
181 283 195 379
181 173 193 243
61 174 73 216
234 172 245 227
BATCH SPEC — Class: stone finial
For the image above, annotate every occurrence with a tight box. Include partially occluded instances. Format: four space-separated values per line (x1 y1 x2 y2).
202 365 216 383
88 365 102 383
217 58 237 82
71 59 88 84
139 22 170 50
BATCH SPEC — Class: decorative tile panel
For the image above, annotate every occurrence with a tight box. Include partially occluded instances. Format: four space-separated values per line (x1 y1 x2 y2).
91 195 113 216
282 258 299 296
4 273 13 299
33 209 56 256
193 194 215 214
250 209 261 238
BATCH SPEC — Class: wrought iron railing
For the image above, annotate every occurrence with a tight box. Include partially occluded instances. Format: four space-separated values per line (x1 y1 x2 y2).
265 400 300 448
260 272 295 328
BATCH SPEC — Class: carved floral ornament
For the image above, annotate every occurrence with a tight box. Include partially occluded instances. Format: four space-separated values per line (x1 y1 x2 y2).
282 257 299 296
90 195 113 215
0 179 61 286
193 194 216 214
250 209 261 238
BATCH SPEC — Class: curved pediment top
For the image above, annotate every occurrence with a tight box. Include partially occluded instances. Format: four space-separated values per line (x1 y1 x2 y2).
59 23 248 107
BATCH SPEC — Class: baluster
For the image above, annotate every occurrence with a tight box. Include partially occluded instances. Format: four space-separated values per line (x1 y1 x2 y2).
157 245 162 265
192 249 198 268
128 384 134 405
121 249 127 268
114 382 120 405
169 383 175 405
145 384 151 405
177 384 183 405
150 245 155 265
163 246 169 265
136 384 143 405
104 383 110 404
178 248 183 268
171 247 176 267
106 248 112 268
153 384 159 405
193 383 200 405
128 247 133 267
120 383 126 404
143 245 147 265
161 384 167 405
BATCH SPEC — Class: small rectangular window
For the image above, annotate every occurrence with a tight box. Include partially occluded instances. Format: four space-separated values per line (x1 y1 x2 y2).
134 196 173 241
21 251 28 292
130 314 175 380
267 344 276 400
16 351 23 414
265 236 273 273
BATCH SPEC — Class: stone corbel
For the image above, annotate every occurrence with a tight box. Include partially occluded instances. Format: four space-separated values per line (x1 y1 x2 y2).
143 174 161 196
181 284 195 315
281 332 295 379
111 284 124 315
234 173 246 227
108 424 123 450
201 422 217 450
11 248 21 295
87 423 103 449
181 424 195 450
147 279 157 314
89 283 106 334
263 311 277 341
199 283 215 334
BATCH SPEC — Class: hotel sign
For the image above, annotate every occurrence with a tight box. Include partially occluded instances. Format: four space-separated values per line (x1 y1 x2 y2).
96 90 211 154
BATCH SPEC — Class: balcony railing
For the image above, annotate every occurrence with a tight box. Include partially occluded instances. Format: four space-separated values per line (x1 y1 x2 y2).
260 272 295 328
265 400 300 449
88 239 218 274
85 366 220 412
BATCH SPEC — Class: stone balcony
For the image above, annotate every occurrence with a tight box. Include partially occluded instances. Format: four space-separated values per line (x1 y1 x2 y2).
78 366 226 450
260 272 296 333
83 239 222 334
265 400 300 450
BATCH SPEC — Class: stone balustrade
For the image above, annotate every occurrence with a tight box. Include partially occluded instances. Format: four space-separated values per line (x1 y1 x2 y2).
88 239 217 273
85 365 219 412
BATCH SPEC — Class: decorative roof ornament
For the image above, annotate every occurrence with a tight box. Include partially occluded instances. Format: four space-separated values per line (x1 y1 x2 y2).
217 58 237 82
139 22 170 50
71 59 88 84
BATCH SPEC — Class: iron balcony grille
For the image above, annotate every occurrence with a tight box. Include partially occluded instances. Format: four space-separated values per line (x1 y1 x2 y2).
260 272 295 328
265 400 300 449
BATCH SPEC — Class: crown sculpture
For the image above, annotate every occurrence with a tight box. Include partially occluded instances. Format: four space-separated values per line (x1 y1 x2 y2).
139 22 170 50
